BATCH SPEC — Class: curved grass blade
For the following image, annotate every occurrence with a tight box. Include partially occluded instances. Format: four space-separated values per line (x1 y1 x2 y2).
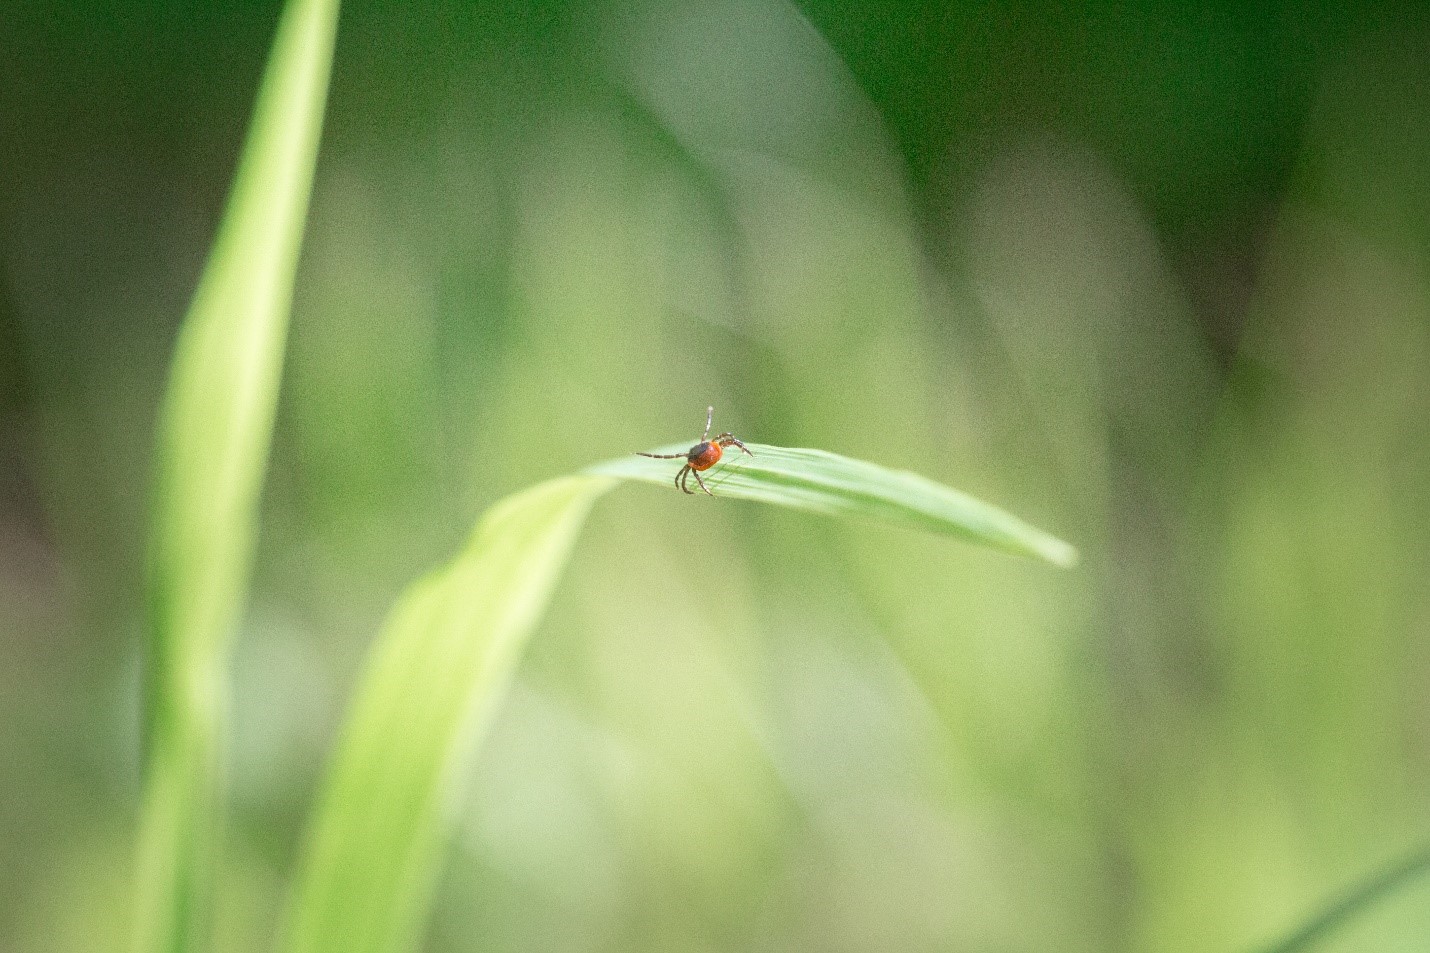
282 475 613 953
282 444 1072 953
591 443 1078 566
133 0 341 950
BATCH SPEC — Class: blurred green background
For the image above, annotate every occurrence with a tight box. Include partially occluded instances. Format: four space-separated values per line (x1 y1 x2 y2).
3 1 1429 951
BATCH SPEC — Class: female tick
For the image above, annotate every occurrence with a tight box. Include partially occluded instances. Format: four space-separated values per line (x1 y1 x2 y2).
637 406 753 495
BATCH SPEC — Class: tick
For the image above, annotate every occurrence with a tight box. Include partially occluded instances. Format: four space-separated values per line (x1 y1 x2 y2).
637 405 754 495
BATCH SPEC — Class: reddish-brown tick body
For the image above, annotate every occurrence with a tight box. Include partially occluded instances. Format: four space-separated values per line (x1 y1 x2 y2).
636 407 752 495
687 441 722 471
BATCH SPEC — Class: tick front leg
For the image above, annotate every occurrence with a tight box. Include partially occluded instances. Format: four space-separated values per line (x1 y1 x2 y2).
702 405 713 441
677 465 695 494
691 467 713 496
716 434 753 456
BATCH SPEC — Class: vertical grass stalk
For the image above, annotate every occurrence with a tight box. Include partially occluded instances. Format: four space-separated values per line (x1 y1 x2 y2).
133 0 340 949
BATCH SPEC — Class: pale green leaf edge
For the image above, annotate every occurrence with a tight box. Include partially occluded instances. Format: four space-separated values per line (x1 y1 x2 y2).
134 0 340 950
282 447 1074 953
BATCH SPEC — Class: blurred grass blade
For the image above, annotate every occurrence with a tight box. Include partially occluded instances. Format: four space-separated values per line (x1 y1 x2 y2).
592 443 1078 566
133 0 340 950
283 445 1071 953
282 475 614 953
1253 846 1430 953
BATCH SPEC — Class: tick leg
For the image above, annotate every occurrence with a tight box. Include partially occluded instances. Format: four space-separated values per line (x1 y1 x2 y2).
678 465 696 494
692 468 713 496
702 405 713 441
638 451 687 459
716 434 754 456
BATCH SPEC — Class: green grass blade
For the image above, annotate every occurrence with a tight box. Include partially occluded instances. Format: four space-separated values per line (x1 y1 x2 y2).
1252 847 1430 953
591 443 1078 566
133 0 340 950
282 475 614 953
282 445 1071 953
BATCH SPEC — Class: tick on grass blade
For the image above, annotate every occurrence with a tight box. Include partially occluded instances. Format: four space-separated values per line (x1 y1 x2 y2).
637 405 754 496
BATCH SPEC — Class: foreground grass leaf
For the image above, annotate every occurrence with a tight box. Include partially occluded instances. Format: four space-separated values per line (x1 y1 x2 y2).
133 0 340 950
282 445 1074 953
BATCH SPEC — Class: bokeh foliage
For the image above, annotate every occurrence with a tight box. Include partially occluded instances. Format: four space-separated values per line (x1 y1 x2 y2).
2 1 1429 952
